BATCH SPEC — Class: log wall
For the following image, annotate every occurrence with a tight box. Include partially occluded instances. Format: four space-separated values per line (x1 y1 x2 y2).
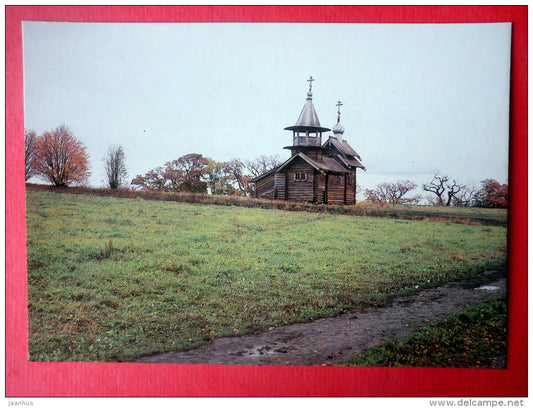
254 163 358 204
314 172 326 203
326 173 347 205
255 174 275 199
345 173 356 205
286 159 315 202
274 172 286 199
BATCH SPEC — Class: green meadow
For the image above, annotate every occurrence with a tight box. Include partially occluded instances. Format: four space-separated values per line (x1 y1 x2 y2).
26 190 507 362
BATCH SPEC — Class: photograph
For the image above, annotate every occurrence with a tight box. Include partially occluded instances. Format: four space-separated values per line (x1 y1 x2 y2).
23 20 510 366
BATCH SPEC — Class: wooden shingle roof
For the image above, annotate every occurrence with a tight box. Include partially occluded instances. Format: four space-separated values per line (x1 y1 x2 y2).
284 78 331 133
284 95 331 133
277 153 353 174
323 137 362 160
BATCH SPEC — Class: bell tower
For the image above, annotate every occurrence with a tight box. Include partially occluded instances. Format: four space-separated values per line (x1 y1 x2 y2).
284 76 331 158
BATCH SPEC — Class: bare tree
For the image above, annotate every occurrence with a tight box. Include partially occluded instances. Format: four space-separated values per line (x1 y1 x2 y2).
25 129 38 181
104 145 128 189
444 180 465 206
452 183 478 207
245 154 283 179
422 173 448 205
423 172 466 206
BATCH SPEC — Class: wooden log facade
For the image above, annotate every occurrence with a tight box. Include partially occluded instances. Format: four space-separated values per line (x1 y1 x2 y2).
256 165 358 204
251 78 365 205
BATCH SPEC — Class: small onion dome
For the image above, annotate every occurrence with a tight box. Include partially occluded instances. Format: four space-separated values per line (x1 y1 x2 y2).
332 120 345 136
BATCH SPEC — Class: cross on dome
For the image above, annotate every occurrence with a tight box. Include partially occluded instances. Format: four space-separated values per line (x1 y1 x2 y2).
336 100 343 122
307 76 315 92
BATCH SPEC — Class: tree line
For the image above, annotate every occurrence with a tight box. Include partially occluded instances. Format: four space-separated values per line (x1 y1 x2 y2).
130 153 282 196
363 174 508 208
25 125 281 195
26 125 508 208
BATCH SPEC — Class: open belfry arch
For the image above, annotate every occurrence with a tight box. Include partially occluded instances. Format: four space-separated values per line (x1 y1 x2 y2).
251 77 365 204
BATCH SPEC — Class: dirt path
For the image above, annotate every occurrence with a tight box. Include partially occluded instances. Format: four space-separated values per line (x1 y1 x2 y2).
135 275 506 366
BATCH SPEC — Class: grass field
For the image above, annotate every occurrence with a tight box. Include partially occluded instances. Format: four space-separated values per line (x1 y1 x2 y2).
26 183 508 226
26 189 507 362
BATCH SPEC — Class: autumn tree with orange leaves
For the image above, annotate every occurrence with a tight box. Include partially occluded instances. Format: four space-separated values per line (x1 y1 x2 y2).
475 179 508 208
34 125 90 187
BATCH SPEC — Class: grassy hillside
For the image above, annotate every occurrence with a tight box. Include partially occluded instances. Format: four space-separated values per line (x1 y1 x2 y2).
26 183 508 226
26 190 507 362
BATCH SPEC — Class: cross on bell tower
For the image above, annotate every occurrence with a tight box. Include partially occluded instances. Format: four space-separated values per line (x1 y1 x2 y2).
284 77 331 153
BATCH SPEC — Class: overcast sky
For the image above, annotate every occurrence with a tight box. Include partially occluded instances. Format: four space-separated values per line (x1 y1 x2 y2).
23 22 511 193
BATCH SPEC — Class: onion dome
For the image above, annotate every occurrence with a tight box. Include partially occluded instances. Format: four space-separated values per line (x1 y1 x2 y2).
332 121 345 136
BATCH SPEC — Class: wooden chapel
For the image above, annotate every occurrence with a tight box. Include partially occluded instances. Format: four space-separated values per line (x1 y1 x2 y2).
251 77 365 204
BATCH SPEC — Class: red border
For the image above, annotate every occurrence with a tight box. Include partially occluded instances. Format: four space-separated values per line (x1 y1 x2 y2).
6 6 527 397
